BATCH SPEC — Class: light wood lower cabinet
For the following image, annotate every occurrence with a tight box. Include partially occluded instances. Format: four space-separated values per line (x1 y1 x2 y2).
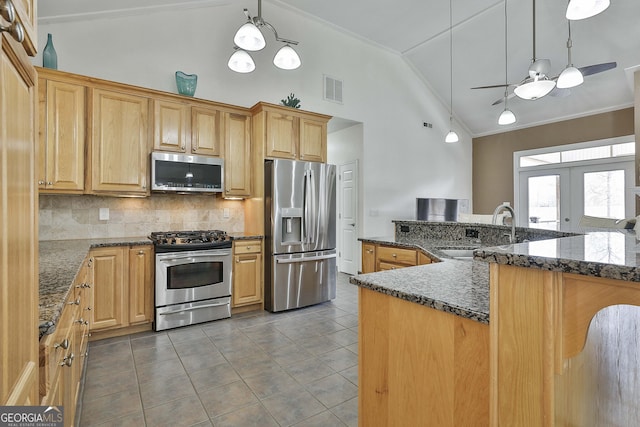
362 242 434 273
232 240 263 307
359 287 489 426
89 245 153 333
40 257 91 427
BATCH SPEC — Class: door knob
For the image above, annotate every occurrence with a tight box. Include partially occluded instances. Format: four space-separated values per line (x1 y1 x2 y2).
564 218 570 222
349 223 356 227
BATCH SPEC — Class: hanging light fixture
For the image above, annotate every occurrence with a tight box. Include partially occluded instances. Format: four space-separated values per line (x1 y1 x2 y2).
556 20 584 88
229 0 300 73
444 0 459 144
498 0 516 126
566 0 609 20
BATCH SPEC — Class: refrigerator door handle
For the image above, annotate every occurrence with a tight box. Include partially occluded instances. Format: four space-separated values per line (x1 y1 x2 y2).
276 253 337 264
303 170 311 244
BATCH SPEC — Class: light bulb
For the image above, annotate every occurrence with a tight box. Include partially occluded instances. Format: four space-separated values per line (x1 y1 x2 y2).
228 49 255 73
445 130 459 143
556 66 584 89
498 108 516 125
233 22 266 51
273 45 301 70
513 79 556 100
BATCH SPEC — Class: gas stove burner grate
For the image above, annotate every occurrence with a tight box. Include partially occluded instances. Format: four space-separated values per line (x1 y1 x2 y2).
149 230 232 252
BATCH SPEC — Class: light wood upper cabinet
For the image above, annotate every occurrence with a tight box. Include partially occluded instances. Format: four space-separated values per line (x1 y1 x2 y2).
192 106 223 156
153 99 189 153
265 110 298 159
153 100 224 156
224 112 251 197
38 77 85 193
252 102 331 163
299 117 326 163
1 33 39 406
13 0 37 56
128 245 153 325
89 88 150 195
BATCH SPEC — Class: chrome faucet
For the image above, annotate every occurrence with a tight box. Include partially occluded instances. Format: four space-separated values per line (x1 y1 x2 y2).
492 203 516 243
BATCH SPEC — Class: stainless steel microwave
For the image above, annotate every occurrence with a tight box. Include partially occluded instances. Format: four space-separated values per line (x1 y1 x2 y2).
151 152 224 193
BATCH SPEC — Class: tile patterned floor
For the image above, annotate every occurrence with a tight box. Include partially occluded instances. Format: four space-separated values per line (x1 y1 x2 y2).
79 273 358 427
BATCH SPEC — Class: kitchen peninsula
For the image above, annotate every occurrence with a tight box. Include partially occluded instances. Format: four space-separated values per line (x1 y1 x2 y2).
351 221 640 426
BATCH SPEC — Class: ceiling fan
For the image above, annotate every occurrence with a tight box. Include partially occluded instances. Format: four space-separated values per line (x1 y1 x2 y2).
471 0 616 105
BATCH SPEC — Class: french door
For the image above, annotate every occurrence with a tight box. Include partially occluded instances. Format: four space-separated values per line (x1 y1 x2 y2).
517 160 634 232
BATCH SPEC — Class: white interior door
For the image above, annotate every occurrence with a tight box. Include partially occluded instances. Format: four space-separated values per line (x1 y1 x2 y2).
338 161 358 275
518 160 634 232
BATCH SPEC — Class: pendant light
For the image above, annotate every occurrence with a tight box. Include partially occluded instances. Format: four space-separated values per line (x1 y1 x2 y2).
556 20 584 88
229 0 301 73
445 0 459 144
566 0 610 20
498 0 516 125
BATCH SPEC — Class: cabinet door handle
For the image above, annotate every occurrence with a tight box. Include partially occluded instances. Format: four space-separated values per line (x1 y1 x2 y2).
38 180 45 185
68 298 81 305
138 250 144 255
61 353 74 367
366 249 373 254
0 1 23 43
0 0 16 23
181 145 186 150
54 339 69 350
392 253 397 258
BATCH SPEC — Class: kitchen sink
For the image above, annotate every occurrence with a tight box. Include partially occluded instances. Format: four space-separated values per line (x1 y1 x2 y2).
438 248 476 260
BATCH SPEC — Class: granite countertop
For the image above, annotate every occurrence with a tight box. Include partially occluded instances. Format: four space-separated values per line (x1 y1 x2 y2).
39 233 264 339
39 237 152 339
352 229 640 325
352 235 489 323
475 230 640 282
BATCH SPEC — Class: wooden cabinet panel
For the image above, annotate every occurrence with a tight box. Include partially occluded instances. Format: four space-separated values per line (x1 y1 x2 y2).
224 112 251 197
418 252 432 265
128 245 153 325
265 110 297 159
13 0 37 56
299 117 326 163
153 99 189 153
38 78 85 192
89 247 126 330
192 106 223 156
90 88 149 195
1 34 38 406
362 243 376 274
376 246 417 267
232 240 262 307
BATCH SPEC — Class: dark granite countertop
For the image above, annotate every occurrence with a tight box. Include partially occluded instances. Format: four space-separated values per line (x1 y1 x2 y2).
352 235 489 323
39 237 152 339
352 228 640 325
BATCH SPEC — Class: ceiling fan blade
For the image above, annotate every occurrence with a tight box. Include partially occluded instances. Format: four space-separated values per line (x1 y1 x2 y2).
471 83 513 90
491 92 516 106
549 87 571 97
579 62 617 77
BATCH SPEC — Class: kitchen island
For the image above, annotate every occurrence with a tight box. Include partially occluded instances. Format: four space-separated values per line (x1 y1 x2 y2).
351 222 640 427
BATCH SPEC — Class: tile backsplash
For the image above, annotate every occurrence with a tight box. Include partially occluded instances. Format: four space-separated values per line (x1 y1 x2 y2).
39 194 245 241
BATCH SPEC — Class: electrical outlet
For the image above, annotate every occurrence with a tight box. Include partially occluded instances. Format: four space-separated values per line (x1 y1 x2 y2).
465 228 479 239
99 208 109 221
223 208 230 218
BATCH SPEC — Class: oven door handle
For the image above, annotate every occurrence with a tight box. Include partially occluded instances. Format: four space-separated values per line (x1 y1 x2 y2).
159 302 228 315
159 254 230 264
276 253 336 264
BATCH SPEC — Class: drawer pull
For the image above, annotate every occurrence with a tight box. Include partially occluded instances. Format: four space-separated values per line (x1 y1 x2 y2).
54 339 69 350
366 249 373 253
392 253 397 257
138 250 144 255
68 298 81 305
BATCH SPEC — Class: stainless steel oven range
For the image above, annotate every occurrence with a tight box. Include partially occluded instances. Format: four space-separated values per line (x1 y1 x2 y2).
149 230 232 331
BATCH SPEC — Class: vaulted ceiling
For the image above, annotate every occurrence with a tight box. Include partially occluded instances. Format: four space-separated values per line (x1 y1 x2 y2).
38 0 640 137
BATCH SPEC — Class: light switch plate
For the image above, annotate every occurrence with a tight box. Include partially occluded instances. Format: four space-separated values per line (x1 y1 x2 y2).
223 208 230 218
99 208 109 221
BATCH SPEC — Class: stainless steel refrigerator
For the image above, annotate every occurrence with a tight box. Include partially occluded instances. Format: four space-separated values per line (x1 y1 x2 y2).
264 159 337 312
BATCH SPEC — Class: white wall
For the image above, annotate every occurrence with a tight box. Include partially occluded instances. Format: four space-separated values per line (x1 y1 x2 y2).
36 0 472 237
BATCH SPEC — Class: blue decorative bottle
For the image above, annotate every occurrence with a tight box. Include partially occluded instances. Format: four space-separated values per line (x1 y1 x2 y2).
43 33 58 69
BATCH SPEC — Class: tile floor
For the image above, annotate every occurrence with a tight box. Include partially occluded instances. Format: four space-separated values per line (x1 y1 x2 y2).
79 273 359 427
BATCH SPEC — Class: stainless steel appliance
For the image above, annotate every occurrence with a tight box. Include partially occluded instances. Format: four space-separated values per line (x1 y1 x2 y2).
151 152 224 193
416 198 469 222
264 159 337 312
149 230 232 331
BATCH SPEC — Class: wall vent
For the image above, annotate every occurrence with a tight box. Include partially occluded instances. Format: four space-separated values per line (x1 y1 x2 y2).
323 75 343 104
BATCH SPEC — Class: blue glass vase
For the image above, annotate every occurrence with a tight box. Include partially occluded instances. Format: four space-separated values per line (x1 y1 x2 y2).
175 71 197 97
43 33 58 69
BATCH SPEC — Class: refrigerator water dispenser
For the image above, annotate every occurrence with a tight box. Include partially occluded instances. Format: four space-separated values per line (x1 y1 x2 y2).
280 207 302 243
